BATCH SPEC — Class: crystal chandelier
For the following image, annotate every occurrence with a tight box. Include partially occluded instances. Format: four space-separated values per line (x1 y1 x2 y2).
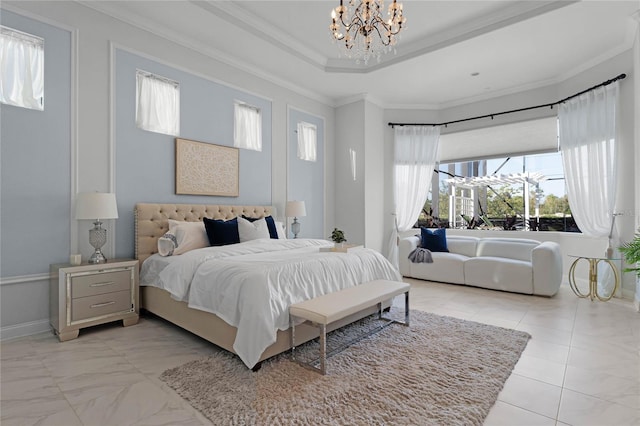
330 0 406 65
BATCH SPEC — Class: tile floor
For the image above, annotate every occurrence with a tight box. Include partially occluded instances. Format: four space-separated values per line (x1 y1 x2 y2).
1 279 639 425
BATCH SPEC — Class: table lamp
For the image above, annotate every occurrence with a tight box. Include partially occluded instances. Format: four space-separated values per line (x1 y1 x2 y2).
285 200 306 239
75 192 119 263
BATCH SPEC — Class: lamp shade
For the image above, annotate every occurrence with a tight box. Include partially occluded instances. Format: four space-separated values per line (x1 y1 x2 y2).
75 192 119 220
285 200 306 218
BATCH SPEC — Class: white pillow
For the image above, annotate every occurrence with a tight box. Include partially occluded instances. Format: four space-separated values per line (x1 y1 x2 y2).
237 216 270 242
275 221 287 239
157 219 208 256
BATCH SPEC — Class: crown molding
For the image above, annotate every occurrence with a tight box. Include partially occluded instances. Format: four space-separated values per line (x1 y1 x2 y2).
333 93 386 109
192 1 327 69
385 43 634 111
78 1 335 107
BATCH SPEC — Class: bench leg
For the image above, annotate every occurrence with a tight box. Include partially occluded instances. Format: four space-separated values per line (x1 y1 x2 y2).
290 316 297 361
319 323 327 375
405 290 410 326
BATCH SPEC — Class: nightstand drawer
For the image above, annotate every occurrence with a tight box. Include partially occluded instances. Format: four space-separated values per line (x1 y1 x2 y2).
71 290 132 322
71 270 131 299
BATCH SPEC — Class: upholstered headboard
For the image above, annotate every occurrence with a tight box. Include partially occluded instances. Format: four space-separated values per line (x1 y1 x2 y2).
134 203 274 265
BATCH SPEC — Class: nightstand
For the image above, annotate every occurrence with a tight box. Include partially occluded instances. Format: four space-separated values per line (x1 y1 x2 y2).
50 259 139 341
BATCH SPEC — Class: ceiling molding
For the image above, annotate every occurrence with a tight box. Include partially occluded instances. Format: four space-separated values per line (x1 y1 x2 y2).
77 1 335 107
191 1 327 70
63 1 638 111
334 93 386 109
385 44 634 111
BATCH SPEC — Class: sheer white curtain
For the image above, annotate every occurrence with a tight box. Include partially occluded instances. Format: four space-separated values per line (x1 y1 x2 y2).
0 27 44 110
234 103 262 151
559 82 619 295
297 121 317 161
386 125 441 268
559 82 619 238
136 71 180 136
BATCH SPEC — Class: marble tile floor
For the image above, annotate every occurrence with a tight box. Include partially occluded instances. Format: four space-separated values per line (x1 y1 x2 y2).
1 279 639 425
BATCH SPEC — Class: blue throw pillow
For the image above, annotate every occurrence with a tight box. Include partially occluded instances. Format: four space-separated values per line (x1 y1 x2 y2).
203 217 240 246
420 227 449 252
242 215 278 239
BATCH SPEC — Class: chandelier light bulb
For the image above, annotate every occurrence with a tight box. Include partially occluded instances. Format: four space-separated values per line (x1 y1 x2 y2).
329 0 405 65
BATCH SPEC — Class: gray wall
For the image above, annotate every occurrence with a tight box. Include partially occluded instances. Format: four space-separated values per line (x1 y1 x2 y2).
287 107 324 239
0 10 71 276
335 101 365 246
363 101 385 252
115 49 272 257
0 10 71 333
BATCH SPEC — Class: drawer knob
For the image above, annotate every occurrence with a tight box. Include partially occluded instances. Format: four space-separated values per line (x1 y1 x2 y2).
90 301 116 308
90 281 115 287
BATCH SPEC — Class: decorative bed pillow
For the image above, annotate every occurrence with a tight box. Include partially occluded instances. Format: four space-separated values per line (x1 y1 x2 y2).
203 217 240 246
242 215 279 239
237 216 270 242
275 221 287 239
157 219 208 256
157 233 178 256
420 227 449 252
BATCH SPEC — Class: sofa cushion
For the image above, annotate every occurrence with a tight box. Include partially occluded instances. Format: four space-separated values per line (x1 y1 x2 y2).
410 252 468 285
446 236 480 257
464 257 533 294
476 238 539 262
420 228 449 252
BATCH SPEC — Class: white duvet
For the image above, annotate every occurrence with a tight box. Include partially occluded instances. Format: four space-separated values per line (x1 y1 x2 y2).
141 238 401 368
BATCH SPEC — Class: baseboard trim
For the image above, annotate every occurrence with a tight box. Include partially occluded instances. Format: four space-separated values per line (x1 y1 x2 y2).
0 272 50 286
1 319 51 341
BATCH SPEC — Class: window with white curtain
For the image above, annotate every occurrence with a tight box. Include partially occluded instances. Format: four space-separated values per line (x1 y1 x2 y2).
135 70 180 136
234 102 262 151
297 121 317 162
0 26 44 110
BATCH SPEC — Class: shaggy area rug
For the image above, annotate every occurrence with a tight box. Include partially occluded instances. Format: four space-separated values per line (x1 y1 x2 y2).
160 310 530 425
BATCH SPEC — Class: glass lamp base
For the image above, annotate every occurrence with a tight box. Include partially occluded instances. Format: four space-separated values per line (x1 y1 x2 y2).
88 249 107 264
88 221 108 263
291 218 301 239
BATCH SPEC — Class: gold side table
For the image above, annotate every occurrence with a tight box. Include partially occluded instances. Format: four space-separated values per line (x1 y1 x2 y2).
568 255 620 302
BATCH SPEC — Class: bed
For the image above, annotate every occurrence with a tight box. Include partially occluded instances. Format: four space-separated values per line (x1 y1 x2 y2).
135 203 402 369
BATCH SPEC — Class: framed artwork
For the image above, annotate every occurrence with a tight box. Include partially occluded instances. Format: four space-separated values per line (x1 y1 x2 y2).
175 138 239 196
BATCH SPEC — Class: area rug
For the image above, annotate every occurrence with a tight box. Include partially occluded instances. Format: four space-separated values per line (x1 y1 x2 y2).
160 309 530 425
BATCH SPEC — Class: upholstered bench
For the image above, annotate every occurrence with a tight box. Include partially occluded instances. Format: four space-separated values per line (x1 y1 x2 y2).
289 279 410 375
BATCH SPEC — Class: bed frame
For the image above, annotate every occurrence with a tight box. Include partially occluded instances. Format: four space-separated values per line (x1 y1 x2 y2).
134 203 381 366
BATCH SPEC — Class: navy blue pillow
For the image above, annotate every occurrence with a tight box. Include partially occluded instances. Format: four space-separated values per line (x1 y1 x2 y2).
203 217 240 246
420 227 449 252
242 215 278 239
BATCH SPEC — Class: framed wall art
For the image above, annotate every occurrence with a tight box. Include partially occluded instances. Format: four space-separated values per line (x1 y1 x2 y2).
175 138 239 196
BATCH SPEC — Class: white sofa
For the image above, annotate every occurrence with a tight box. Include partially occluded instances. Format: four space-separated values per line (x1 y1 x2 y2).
399 235 563 296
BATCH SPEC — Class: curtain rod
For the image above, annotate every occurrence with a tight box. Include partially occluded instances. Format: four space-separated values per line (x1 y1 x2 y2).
388 73 626 128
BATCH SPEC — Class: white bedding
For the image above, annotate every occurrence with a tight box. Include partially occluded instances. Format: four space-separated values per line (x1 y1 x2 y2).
140 238 402 368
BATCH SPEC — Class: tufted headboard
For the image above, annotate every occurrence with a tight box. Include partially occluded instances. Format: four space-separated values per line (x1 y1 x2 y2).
134 203 274 265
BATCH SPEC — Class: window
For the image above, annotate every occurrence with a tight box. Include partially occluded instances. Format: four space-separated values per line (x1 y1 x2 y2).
418 118 577 232
135 70 180 136
421 152 575 231
234 102 261 151
0 26 44 110
297 121 317 162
